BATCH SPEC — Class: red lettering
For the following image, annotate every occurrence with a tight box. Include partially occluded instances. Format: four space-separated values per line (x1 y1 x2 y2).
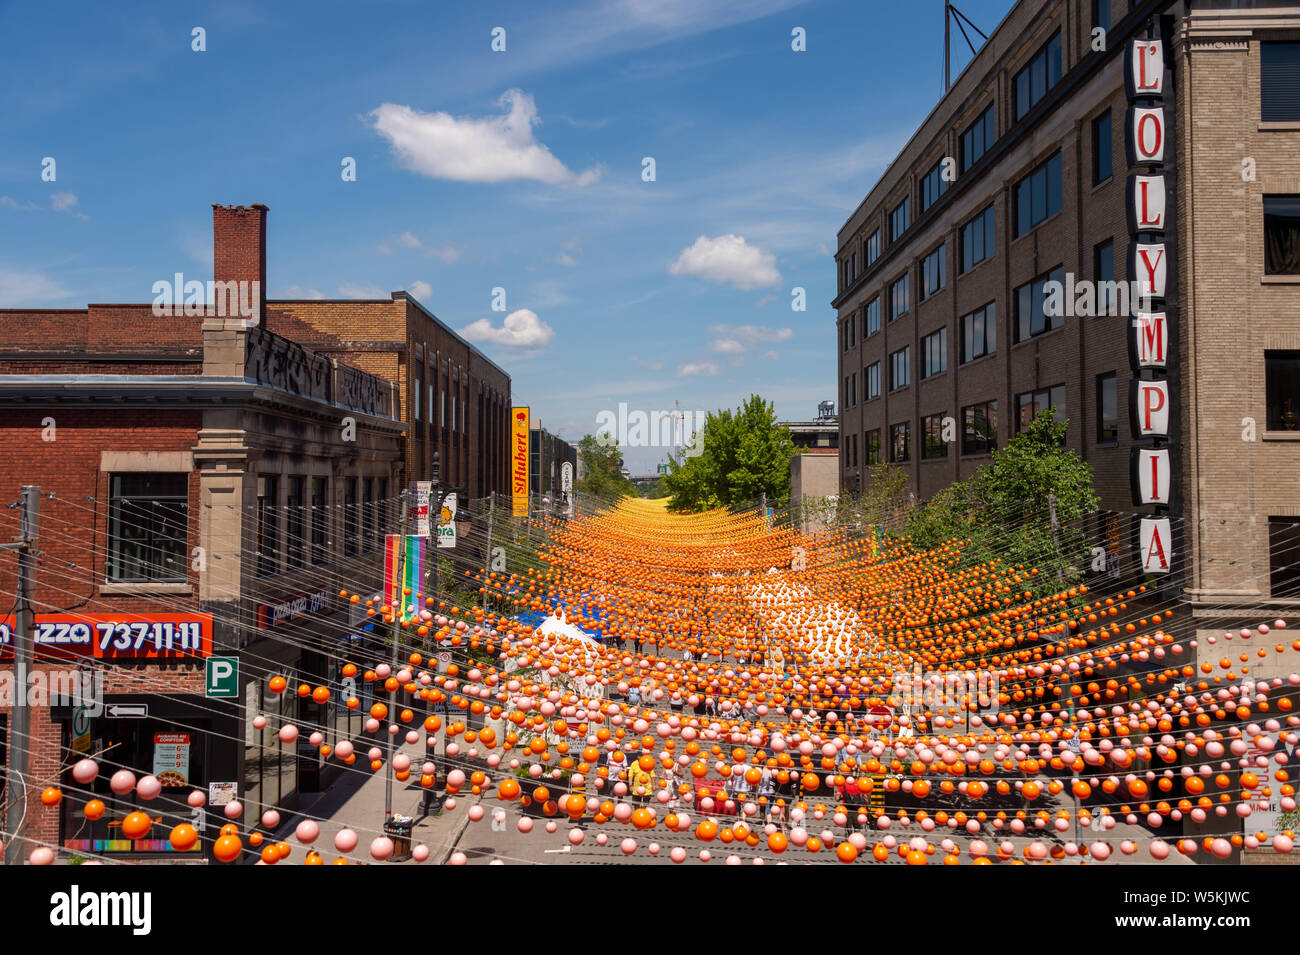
1137 112 1163 159
1137 43 1160 92
1144 522 1169 570
1137 247 1165 295
1138 314 1165 363
1150 453 1162 501
1137 178 1163 227
1142 383 1166 432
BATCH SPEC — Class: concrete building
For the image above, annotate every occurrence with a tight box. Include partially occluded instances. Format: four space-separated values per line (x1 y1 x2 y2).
0 205 403 861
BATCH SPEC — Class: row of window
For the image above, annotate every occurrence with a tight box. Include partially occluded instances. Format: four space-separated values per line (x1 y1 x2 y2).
412 374 466 431
105 471 392 584
848 372 1124 467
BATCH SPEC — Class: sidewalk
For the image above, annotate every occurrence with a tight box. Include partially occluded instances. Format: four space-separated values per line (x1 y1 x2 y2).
276 734 480 865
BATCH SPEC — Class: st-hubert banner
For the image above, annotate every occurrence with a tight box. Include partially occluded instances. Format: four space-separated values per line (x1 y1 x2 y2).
512 406 530 517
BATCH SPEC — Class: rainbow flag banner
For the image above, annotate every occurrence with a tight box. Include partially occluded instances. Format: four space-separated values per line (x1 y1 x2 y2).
383 534 427 618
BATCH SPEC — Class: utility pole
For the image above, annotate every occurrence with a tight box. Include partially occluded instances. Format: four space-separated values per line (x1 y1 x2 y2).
1048 493 1064 581
480 492 494 615
4 486 38 866
384 487 409 819
430 452 440 607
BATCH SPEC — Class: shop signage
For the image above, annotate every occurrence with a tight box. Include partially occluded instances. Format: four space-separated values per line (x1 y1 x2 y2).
0 613 213 660
1125 31 1174 576
257 588 329 629
438 492 457 550
411 481 432 537
205 656 239 698
208 781 237 806
512 406 530 517
152 732 191 787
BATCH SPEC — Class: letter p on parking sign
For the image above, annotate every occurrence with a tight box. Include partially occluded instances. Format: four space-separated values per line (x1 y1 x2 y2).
206 656 239 698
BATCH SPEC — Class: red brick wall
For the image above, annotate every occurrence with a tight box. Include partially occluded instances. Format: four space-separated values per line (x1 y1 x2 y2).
212 203 267 320
0 306 204 353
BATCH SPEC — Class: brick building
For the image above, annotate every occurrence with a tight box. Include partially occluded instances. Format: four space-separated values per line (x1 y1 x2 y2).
834 0 1300 612
0 205 405 861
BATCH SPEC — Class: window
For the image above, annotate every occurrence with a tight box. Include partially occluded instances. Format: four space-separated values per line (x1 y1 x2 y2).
890 274 910 321
1096 373 1118 443
922 413 949 460
921 244 946 300
890 422 911 463
890 347 911 391
961 204 996 273
842 317 851 352
364 477 376 553
851 434 858 468
850 372 858 407
962 401 998 455
1262 43 1300 123
1015 266 1066 342
310 477 327 564
844 376 852 410
1092 110 1112 185
920 159 948 214
440 386 446 427
107 473 188 582
865 362 881 401
891 197 910 241
1266 350 1300 431
1095 240 1116 314
961 104 996 172
415 376 421 421
257 475 279 576
865 297 881 337
865 230 881 267
1094 0 1110 33
1264 196 1300 275
851 252 858 282
428 383 434 425
922 327 948 379
1017 384 1067 432
451 393 457 432
287 476 305 570
344 478 358 557
1014 32 1063 121
1014 153 1062 237
961 303 997 363
1269 517 1300 597
865 429 882 466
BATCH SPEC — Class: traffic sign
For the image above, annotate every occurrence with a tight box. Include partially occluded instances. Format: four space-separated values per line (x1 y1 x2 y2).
107 703 148 718
72 705 92 737
206 656 239 698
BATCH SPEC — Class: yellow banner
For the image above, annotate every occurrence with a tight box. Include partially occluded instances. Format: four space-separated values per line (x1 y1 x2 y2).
512 406 530 516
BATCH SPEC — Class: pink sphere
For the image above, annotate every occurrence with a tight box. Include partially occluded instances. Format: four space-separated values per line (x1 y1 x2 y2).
468 805 485 822
187 790 206 808
449 851 467 865
517 817 533 834
72 759 99 784
670 846 687 863
110 769 136 795
334 828 358 853
620 838 637 855
1150 840 1170 860
569 828 585 845
1274 835 1294 854
136 776 162 800
412 844 430 862
28 847 55 865
295 820 319 844
261 809 281 829
223 800 243 819
370 837 394 861
334 741 354 760
278 724 298 744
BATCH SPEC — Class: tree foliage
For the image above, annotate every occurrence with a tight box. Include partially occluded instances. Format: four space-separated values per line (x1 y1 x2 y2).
663 395 796 512
904 410 1100 588
574 432 636 501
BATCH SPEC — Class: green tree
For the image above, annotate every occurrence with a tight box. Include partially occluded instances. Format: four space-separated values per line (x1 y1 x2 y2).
905 410 1100 588
663 395 796 511
574 432 636 501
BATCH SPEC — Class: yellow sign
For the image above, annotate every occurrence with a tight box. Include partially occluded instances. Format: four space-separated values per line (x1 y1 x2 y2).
512 406 530 516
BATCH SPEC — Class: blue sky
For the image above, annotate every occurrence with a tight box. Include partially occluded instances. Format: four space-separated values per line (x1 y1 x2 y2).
0 0 1014 471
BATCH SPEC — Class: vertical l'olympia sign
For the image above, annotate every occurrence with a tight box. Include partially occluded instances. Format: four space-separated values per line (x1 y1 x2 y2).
512 406 530 517
1125 28 1174 577
412 481 432 537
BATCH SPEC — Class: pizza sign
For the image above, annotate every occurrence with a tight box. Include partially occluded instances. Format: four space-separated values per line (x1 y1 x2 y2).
153 732 191 788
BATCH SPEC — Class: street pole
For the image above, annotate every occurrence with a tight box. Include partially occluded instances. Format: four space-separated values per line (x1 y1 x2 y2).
4 486 38 866
384 487 409 820
1048 492 1064 581
430 452 440 608
480 492 494 616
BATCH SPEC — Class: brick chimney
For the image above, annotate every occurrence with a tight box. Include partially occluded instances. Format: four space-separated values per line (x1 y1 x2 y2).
211 203 268 323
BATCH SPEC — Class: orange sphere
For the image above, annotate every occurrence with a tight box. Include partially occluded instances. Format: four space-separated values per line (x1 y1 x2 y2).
213 834 242 863
40 787 62 807
169 823 198 851
121 811 152 840
83 799 106 820
268 675 287 694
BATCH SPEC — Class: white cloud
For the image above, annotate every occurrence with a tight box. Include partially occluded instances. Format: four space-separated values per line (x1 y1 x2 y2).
761 350 780 361
279 285 326 299
668 234 780 290
337 282 388 299
706 323 793 355
460 308 555 349
0 196 39 211
710 338 744 354
632 356 665 371
555 252 578 267
50 192 77 211
380 231 461 262
371 90 602 186
0 269 73 305
675 361 720 378
408 280 433 301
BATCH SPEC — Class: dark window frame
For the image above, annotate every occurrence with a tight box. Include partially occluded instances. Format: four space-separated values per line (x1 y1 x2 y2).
962 401 998 456
107 473 189 584
961 303 997 364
